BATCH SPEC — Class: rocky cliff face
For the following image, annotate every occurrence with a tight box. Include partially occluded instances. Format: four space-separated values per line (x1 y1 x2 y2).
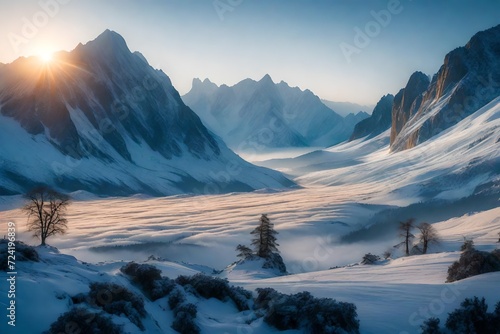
390 72 430 145
350 94 394 141
390 24 500 151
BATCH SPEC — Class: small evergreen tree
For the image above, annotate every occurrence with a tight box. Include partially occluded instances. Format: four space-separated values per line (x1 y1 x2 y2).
251 214 279 258
235 244 253 259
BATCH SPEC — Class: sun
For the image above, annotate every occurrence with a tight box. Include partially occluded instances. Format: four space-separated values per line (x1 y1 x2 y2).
39 51 53 63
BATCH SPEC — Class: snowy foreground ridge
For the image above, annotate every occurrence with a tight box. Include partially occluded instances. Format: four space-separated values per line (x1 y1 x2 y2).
0 209 499 334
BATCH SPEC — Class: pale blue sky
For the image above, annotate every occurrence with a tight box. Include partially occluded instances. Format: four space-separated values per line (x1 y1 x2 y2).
1 0 499 104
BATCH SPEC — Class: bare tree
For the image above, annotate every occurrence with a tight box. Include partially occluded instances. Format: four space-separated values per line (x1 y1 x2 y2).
22 187 71 246
399 219 415 256
251 214 279 258
417 222 440 254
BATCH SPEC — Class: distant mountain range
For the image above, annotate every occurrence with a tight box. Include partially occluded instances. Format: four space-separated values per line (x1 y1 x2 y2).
321 100 374 117
0 30 293 196
183 76 368 150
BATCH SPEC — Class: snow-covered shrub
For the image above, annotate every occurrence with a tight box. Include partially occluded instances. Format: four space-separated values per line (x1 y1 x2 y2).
0 240 39 270
120 262 175 300
445 297 496 334
460 239 474 251
149 277 176 301
420 317 443 334
228 285 253 312
168 287 186 310
172 303 200 334
361 253 380 265
420 298 500 334
254 288 360 333
175 273 252 311
87 282 146 330
121 262 161 284
447 248 500 282
45 307 123 334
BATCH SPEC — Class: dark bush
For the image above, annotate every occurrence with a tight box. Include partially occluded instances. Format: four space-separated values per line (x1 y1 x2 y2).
121 262 161 285
175 273 251 311
168 288 186 310
120 262 174 300
45 307 123 334
361 253 380 265
445 297 497 334
120 261 140 276
172 303 200 334
84 282 146 330
0 240 39 270
460 239 475 252
420 297 500 334
150 277 176 301
447 248 500 282
254 288 360 333
420 317 443 334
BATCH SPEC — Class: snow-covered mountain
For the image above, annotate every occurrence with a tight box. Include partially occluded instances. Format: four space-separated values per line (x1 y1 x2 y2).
321 99 374 117
0 30 293 196
182 76 361 150
349 94 394 141
391 24 500 151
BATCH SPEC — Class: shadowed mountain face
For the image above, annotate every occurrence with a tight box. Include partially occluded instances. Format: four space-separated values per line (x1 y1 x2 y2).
350 94 394 141
183 75 358 150
390 24 500 151
0 30 293 196
390 72 430 145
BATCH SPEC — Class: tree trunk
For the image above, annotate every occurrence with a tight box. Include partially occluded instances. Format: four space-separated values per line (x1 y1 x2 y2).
405 231 410 256
422 240 428 254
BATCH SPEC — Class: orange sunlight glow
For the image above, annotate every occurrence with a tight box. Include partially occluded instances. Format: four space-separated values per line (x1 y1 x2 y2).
39 51 53 63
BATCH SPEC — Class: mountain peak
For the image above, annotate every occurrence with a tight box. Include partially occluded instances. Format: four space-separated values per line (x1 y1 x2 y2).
79 29 131 57
95 29 128 46
191 78 218 94
259 74 274 84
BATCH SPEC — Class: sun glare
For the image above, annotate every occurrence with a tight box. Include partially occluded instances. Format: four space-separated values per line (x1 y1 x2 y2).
39 52 53 63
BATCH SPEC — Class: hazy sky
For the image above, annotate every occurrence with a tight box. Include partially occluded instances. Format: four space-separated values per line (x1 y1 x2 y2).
1 0 499 105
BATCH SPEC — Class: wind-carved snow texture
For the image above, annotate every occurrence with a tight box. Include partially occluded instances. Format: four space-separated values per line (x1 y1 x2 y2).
183 75 368 150
0 30 293 196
